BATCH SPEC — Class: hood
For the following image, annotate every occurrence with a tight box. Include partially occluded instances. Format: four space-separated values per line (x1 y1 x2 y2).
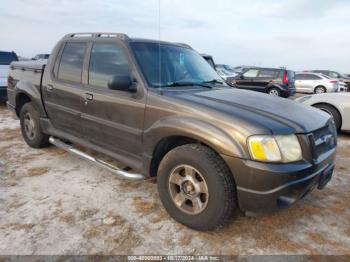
172 88 330 134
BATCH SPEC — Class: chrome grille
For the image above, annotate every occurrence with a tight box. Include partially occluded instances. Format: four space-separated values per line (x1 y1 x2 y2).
308 121 337 162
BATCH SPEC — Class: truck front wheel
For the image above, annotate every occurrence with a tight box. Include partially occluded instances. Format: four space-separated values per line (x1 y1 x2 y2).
157 144 238 230
20 102 50 148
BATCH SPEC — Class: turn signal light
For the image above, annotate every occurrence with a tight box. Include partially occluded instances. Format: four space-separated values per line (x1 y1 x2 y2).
7 76 14 89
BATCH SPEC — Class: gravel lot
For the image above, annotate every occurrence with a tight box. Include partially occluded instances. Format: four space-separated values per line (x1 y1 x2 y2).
0 102 349 255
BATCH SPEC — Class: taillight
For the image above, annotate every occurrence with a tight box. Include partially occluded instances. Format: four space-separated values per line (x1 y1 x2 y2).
283 71 289 84
330 80 338 84
7 76 14 89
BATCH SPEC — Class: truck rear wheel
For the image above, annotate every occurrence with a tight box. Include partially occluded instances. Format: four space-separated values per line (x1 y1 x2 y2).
20 102 50 148
157 144 237 231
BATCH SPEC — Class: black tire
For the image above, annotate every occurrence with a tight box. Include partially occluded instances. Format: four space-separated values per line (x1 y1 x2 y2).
157 144 237 231
314 104 341 131
268 87 281 96
20 102 50 148
314 86 327 94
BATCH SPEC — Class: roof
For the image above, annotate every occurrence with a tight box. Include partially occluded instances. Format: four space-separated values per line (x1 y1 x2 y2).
62 32 193 49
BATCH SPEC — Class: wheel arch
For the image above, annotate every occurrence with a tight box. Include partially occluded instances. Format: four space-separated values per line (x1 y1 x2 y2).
314 85 327 93
312 102 342 129
15 92 32 117
145 117 247 177
266 84 282 93
14 80 47 118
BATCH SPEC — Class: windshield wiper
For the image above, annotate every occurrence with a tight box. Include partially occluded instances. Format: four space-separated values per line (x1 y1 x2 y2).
159 81 213 88
201 79 224 85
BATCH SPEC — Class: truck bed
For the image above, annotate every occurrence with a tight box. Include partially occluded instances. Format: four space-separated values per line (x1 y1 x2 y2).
9 60 47 88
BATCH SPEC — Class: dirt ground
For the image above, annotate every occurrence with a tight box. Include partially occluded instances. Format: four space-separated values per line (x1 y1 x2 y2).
0 103 349 255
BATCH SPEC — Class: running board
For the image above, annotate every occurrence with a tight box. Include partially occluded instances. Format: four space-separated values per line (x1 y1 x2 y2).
49 137 146 181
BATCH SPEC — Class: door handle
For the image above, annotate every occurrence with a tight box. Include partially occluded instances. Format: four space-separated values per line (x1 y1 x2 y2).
85 93 93 101
47 84 54 91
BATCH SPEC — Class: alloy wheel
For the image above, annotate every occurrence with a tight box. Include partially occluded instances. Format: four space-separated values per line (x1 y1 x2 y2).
168 165 209 215
23 112 36 140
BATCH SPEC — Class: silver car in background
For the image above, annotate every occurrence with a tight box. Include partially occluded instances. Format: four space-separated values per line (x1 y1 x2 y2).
295 72 341 94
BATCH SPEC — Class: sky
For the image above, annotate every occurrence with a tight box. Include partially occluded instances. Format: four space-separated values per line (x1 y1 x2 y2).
1 0 350 73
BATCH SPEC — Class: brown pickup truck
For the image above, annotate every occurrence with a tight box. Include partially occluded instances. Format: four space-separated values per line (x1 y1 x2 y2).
7 33 337 230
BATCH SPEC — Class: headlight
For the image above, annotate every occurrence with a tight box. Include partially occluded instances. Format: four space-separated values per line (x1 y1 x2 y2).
248 135 302 163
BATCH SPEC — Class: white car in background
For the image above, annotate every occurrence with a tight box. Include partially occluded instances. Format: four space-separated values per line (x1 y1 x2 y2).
296 93 350 132
0 51 18 102
295 72 344 94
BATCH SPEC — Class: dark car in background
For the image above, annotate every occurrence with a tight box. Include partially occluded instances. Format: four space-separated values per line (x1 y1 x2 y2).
311 70 350 91
0 51 18 102
230 67 296 97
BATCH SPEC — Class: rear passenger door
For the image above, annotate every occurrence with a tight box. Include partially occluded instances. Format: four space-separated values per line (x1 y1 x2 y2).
42 42 87 138
81 41 146 165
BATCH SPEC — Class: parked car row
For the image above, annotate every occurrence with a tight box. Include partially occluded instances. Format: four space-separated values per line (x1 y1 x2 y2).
201 57 350 97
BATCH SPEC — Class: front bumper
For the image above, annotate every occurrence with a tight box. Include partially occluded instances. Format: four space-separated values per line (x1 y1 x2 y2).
221 148 336 215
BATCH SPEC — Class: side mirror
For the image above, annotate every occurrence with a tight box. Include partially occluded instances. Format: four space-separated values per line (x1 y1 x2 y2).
108 75 136 92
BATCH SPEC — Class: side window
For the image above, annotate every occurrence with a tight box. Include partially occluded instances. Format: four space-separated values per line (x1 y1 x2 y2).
295 74 304 80
57 42 87 83
329 72 339 78
88 43 130 88
309 74 321 80
258 69 276 78
243 69 259 78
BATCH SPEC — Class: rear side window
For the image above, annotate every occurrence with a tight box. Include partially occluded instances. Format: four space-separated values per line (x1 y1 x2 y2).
329 72 340 78
296 74 320 80
308 74 321 80
243 69 259 78
258 69 277 78
57 42 87 83
0 52 18 65
88 43 130 88
295 74 305 80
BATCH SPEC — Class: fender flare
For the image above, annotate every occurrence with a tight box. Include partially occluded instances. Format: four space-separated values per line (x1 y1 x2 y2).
15 81 47 117
265 83 283 93
143 116 248 159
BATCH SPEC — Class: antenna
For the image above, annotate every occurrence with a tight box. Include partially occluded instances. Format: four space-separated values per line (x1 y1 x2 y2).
158 0 162 90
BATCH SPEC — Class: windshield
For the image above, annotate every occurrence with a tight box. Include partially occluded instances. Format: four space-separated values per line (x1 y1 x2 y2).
130 42 223 87
0 52 18 65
